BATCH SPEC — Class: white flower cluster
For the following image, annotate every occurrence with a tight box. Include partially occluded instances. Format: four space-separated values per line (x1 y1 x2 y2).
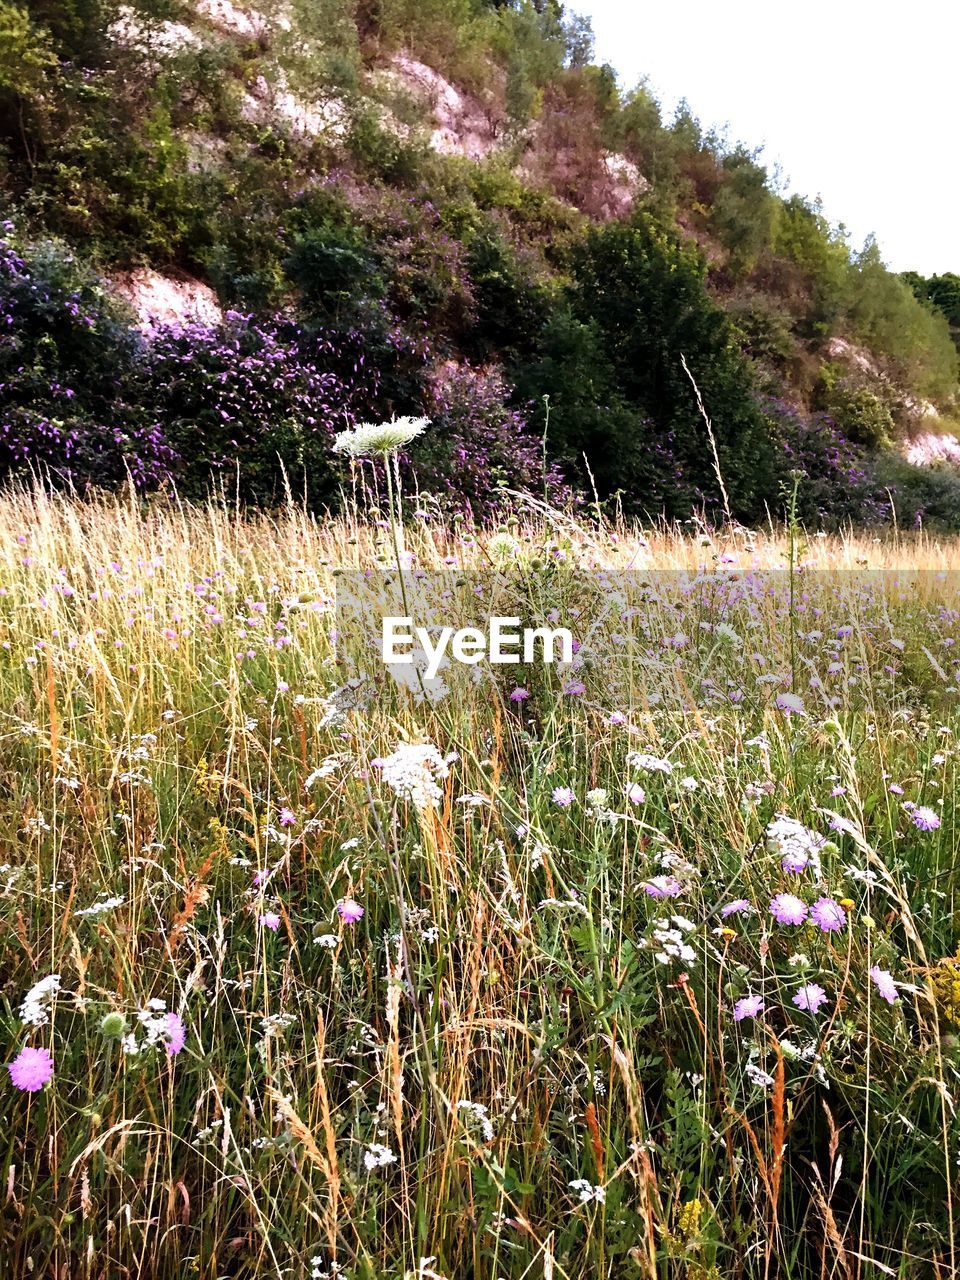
75 894 126 919
627 752 674 775
765 814 826 877
456 1100 494 1142
121 999 169 1056
373 743 452 809
20 974 61 1026
651 915 697 965
363 1143 397 1170
332 416 430 458
568 1179 605 1204
304 754 352 788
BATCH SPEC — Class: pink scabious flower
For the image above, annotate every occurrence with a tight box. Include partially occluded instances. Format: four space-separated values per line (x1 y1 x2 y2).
888 783 904 795
643 875 683 899
337 898 364 924
163 1012 186 1057
259 911 281 931
869 965 899 1004
769 893 808 926
792 983 828 1013
608 711 627 726
563 679 586 696
733 995 764 1021
552 786 575 808
775 692 805 715
810 896 847 933
8 1046 53 1092
509 687 530 702
278 806 296 827
911 806 941 831
626 783 646 806
721 898 753 918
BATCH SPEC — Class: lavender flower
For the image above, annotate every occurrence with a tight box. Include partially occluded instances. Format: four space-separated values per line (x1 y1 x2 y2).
769 893 809 926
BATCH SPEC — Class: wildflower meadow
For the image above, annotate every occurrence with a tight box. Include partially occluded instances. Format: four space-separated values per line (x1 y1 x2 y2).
2 474 960 1279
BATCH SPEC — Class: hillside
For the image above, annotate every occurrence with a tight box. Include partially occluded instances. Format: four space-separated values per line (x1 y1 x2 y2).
3 0 960 525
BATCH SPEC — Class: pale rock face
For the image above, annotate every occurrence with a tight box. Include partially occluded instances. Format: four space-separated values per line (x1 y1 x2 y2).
195 0 270 37
595 151 650 218
904 433 960 467
824 336 880 377
109 269 223 331
240 73 349 139
109 5 201 54
380 54 499 160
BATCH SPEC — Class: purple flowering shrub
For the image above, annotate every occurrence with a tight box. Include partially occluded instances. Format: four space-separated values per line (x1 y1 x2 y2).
407 362 571 518
0 229 175 488
764 397 890 527
137 315 358 502
0 230 568 510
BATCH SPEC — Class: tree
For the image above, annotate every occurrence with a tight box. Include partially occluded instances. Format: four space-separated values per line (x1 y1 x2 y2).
515 214 777 520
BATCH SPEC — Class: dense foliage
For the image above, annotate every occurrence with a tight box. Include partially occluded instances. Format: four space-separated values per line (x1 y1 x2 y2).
1 0 959 523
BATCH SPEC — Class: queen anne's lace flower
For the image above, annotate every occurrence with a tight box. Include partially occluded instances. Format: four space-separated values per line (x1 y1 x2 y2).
19 975 61 1027
363 1143 397 1170
333 417 430 458
372 743 451 809
568 1178 605 1204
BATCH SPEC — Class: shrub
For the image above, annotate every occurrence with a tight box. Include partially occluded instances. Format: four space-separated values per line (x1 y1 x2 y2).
708 146 777 277
461 215 550 363
874 453 960 530
763 396 888 527
0 230 172 487
407 362 568 516
0 229 436 503
814 362 896 448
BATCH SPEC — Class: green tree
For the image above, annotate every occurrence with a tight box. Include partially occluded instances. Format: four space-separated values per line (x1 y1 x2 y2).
516 214 776 519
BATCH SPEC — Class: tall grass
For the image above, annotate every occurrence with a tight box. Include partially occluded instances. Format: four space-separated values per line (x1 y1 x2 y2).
1 485 959 1278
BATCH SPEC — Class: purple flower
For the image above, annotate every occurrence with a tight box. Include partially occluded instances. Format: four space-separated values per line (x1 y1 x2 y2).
644 875 683 899
792 983 828 1013
163 1012 186 1056
810 896 847 933
278 806 296 827
911 806 941 831
509 687 530 702
337 898 364 924
563 680 586 696
8 1046 53 1092
769 893 808 926
721 898 753 918
869 966 899 1004
626 783 646 805
552 786 575 808
733 995 764 1021
775 692 805 715
260 911 281 931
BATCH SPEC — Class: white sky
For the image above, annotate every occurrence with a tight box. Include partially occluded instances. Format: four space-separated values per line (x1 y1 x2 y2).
579 0 958 276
